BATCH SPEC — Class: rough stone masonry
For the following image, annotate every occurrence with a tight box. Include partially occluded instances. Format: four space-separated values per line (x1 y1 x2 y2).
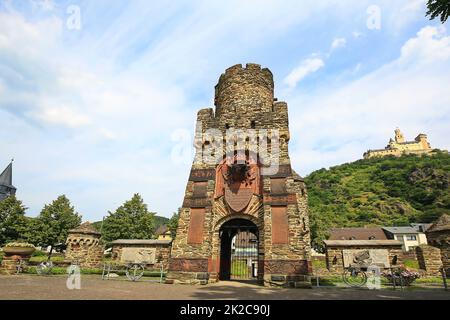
166 63 312 286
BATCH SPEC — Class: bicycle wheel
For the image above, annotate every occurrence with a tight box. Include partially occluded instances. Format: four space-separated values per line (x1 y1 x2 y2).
126 264 144 281
37 261 53 275
343 268 367 288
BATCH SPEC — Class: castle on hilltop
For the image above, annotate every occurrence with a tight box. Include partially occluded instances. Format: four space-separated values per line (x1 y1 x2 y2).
363 128 435 159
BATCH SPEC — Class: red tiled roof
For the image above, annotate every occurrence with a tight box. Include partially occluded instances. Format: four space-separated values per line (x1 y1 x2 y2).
329 227 387 241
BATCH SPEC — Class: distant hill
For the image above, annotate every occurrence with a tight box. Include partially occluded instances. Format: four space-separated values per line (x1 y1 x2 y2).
305 151 450 249
154 215 170 229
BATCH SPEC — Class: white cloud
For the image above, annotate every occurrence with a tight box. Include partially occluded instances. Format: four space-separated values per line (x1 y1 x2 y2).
0 10 191 219
35 106 91 128
288 26 450 176
284 58 325 88
331 37 347 50
35 0 55 12
400 26 450 64
352 31 363 38
387 0 427 33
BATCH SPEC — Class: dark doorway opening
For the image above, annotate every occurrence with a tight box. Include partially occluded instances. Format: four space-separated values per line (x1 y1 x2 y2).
219 219 259 281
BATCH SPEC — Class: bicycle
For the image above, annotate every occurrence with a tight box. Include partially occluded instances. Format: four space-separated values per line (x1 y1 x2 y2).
36 260 54 275
342 250 372 288
342 265 368 288
125 263 145 281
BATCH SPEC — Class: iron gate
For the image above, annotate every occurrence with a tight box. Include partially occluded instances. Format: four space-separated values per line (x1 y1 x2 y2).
230 230 258 280
219 219 259 281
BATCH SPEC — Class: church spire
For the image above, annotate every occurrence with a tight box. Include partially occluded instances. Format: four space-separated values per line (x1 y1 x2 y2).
0 160 16 201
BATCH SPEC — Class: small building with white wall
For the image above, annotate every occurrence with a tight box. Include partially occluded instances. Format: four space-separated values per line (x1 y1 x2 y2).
382 226 428 252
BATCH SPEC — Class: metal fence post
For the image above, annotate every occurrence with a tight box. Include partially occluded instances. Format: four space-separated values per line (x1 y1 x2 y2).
442 267 448 291
391 268 396 290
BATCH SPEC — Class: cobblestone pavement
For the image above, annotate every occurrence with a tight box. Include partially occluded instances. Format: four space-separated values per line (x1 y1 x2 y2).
0 275 449 300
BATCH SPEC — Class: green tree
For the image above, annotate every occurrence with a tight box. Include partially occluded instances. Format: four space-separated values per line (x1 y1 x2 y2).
426 0 450 23
305 152 450 247
102 193 156 243
0 196 29 246
37 195 82 251
168 209 180 239
20 217 43 246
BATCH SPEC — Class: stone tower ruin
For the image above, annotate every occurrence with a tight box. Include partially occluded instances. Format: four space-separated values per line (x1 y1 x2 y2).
65 222 104 268
166 63 312 286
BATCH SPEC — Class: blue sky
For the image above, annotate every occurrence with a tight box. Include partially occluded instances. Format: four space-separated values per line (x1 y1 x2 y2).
1 0 449 221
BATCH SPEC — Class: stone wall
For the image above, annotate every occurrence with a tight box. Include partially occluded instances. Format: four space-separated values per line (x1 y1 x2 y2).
324 242 404 274
0 255 23 275
111 241 171 270
416 245 443 276
426 215 450 276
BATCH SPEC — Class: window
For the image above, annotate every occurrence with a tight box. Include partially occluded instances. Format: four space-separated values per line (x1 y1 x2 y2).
251 120 256 129
406 235 417 241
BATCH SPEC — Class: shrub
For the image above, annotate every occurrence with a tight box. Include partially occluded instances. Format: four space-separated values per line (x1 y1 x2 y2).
32 250 47 257
382 266 420 286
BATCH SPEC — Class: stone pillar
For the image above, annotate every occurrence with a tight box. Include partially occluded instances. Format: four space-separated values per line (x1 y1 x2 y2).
1 255 22 275
426 214 450 276
65 222 104 269
325 247 344 274
416 245 443 276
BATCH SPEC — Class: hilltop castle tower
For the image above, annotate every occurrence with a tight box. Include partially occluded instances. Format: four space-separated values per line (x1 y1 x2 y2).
364 128 435 159
166 64 312 286
0 161 16 201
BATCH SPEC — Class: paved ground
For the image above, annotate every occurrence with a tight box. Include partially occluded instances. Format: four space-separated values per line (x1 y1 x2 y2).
0 275 449 300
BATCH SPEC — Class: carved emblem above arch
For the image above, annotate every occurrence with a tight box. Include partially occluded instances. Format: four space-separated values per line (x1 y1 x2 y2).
214 152 262 213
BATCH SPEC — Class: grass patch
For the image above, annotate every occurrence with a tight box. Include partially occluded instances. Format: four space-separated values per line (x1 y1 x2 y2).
25 266 68 275
312 259 327 269
415 277 444 284
231 260 249 277
403 259 420 270
29 255 65 263
22 265 166 278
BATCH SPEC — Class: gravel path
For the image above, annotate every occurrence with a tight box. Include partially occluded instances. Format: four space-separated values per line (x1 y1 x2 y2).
0 275 449 300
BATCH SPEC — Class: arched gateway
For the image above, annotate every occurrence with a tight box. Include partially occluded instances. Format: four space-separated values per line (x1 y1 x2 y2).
219 218 259 281
167 64 312 286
